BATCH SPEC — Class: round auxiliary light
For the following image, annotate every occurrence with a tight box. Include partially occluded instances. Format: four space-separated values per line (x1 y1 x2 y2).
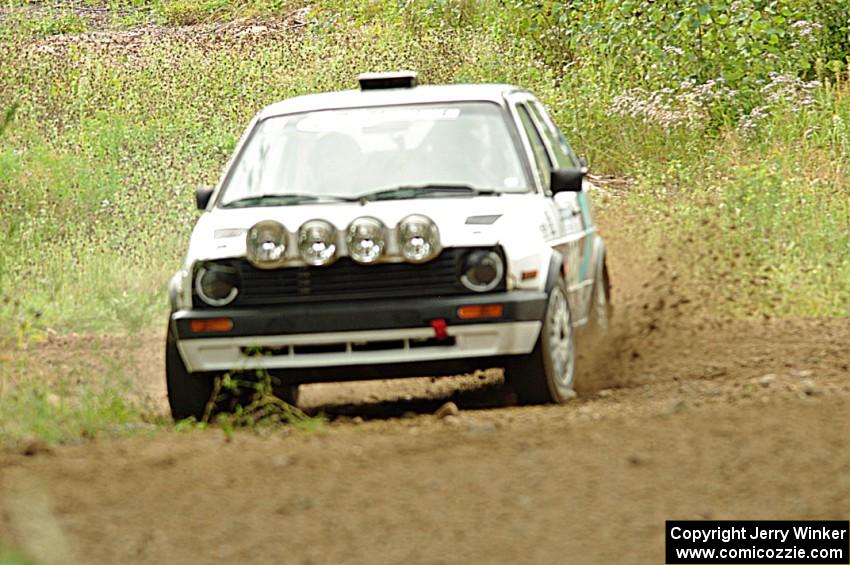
398 214 440 263
194 263 240 307
346 216 386 264
246 220 287 268
298 219 338 266
460 250 505 292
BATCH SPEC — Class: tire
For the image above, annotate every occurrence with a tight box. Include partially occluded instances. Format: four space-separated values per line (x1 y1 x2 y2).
273 383 300 407
505 280 577 404
165 324 217 422
166 323 302 421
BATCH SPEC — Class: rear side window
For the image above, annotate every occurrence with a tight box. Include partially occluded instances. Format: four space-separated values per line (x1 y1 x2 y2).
529 102 581 169
516 104 552 192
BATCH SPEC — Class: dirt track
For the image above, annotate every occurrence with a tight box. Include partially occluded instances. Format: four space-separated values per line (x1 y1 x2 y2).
2 219 850 564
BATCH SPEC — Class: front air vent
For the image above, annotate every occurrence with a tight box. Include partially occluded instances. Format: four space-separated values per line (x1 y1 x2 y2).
193 247 506 309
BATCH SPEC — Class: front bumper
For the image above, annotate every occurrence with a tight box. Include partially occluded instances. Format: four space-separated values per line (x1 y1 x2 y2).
172 291 546 374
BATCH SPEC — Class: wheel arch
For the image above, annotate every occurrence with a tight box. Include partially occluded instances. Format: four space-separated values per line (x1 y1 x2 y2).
543 252 565 293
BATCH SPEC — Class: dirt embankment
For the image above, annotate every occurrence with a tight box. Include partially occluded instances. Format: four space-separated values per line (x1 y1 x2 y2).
2 213 849 564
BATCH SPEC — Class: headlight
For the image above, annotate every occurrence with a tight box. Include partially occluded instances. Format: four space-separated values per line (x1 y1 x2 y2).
246 220 287 268
398 214 440 263
194 263 240 306
460 250 504 292
346 217 386 264
298 219 337 266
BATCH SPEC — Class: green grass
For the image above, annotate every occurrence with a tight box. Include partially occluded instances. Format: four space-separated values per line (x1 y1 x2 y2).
158 0 304 24
1 0 846 335
0 8 87 39
0 0 847 334
0 548 34 565
0 0 848 443
0 346 145 446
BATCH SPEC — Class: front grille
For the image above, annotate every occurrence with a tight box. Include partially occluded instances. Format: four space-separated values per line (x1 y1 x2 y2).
193 247 505 308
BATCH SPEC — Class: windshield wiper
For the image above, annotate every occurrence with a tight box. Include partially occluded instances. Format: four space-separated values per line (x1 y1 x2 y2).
221 193 356 208
354 184 501 202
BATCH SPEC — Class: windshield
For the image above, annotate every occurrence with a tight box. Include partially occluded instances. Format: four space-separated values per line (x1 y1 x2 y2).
218 102 530 206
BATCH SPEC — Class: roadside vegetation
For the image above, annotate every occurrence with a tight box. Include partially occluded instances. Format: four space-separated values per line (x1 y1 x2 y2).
0 0 848 444
0 547 33 565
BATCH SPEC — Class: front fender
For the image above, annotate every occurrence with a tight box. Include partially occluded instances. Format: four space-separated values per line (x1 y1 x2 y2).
168 270 190 312
544 252 564 293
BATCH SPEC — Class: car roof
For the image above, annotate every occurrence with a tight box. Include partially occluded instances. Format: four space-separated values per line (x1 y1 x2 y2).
258 84 524 118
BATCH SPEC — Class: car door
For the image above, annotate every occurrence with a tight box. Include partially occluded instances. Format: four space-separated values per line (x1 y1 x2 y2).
526 99 596 324
508 94 589 324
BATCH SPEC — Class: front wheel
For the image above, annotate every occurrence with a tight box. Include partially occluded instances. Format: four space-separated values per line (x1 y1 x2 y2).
165 324 218 422
273 383 300 407
505 281 576 404
166 324 302 422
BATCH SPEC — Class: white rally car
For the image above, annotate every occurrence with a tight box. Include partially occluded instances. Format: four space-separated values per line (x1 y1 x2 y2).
166 72 610 420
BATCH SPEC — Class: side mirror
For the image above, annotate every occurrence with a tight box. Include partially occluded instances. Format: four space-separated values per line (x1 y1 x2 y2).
195 186 214 210
551 168 586 194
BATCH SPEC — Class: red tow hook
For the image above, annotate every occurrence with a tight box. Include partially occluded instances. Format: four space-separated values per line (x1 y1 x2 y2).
430 318 449 341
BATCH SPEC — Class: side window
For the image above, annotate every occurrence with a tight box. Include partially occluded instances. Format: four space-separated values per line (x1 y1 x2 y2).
516 104 552 192
529 101 581 169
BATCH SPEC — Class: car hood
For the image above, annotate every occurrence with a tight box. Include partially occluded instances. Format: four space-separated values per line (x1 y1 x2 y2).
185 194 552 265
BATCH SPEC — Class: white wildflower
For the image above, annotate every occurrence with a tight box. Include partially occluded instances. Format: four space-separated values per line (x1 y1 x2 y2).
761 72 821 108
790 20 822 39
